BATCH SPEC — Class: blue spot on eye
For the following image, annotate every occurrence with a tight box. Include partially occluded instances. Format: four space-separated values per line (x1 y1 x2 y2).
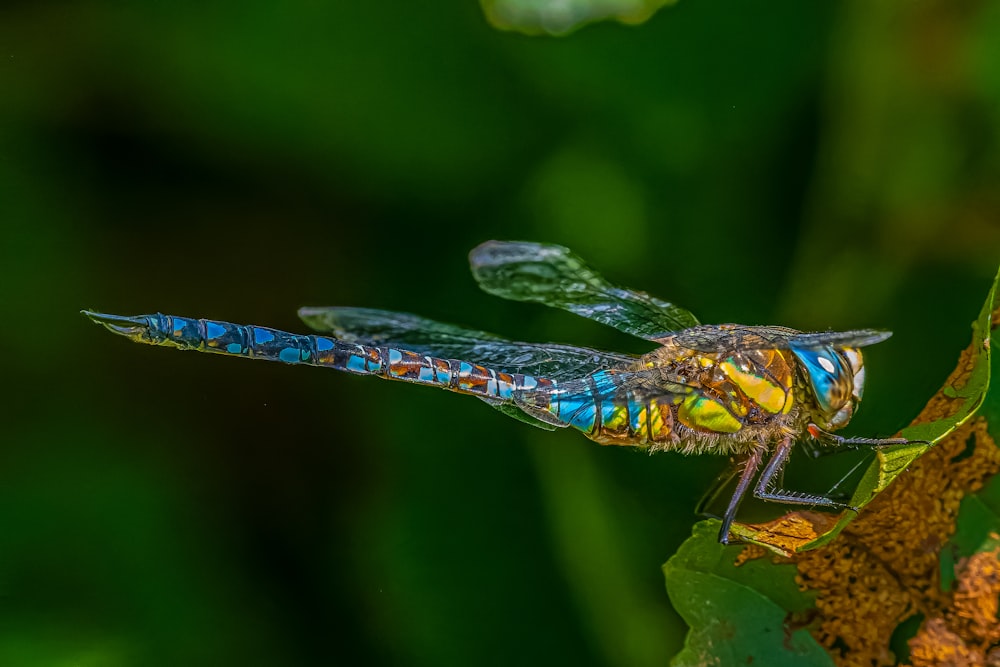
791 345 847 413
254 328 275 344
205 321 226 340
279 347 300 363
315 337 334 352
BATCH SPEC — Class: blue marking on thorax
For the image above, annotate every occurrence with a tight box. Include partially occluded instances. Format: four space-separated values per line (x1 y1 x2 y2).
600 400 619 425
629 399 644 433
590 370 615 391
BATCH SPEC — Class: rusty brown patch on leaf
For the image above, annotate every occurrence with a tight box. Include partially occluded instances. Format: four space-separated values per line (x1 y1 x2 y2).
909 343 979 427
794 418 1000 666
739 512 840 556
904 547 1000 666
796 539 912 666
908 617 982 667
733 543 768 567
949 546 1000 647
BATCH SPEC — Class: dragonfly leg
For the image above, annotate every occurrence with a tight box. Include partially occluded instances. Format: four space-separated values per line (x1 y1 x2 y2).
754 437 857 511
695 464 737 519
806 424 930 449
717 448 765 545
798 436 845 460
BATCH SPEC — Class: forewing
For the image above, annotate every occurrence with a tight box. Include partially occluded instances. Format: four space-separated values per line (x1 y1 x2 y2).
787 329 892 349
468 241 700 340
298 306 635 380
666 325 892 354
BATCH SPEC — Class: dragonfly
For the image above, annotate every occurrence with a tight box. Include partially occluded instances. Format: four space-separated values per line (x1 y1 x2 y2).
83 240 911 543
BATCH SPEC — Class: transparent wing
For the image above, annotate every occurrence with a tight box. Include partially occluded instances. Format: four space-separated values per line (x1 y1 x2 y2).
478 398 560 431
513 368 697 431
787 329 893 349
664 325 893 354
298 306 636 380
468 241 700 340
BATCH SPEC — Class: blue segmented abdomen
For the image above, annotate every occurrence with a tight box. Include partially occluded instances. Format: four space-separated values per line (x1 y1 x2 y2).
88 311 536 401
522 369 675 446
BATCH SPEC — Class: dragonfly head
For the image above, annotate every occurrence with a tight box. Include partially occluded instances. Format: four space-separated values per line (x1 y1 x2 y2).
791 345 866 430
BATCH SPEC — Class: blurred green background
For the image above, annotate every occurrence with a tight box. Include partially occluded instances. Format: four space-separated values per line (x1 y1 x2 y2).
2 1 999 665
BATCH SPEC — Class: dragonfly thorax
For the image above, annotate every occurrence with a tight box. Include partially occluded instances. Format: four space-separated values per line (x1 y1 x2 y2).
624 344 801 451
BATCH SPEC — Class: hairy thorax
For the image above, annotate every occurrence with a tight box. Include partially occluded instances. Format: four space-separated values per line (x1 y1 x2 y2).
630 343 810 455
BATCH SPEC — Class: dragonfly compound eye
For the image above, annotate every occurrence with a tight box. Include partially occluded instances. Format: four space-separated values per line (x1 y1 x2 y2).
840 347 866 402
790 345 855 426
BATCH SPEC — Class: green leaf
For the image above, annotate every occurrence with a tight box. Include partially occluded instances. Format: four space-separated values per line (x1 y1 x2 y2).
480 0 677 36
939 265 1000 586
663 521 834 667
731 264 1000 554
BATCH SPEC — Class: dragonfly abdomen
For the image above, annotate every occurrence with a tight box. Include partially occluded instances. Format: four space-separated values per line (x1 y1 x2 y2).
83 311 544 402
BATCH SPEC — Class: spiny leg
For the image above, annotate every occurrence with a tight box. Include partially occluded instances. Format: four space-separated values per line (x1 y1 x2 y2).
798 429 904 460
754 436 856 510
806 424 928 449
718 448 765 544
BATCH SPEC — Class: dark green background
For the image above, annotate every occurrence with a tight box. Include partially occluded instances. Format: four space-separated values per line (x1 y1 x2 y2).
2 1 998 665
